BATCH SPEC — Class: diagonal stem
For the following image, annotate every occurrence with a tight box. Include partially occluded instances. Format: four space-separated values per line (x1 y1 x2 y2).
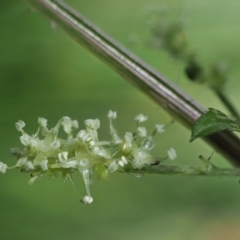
23 0 240 166
213 88 240 119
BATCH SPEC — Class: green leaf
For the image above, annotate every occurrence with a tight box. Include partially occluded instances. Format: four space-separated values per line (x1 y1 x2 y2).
190 108 240 142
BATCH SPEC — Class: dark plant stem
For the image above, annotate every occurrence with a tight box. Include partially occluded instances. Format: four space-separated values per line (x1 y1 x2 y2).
23 0 240 166
214 88 240 119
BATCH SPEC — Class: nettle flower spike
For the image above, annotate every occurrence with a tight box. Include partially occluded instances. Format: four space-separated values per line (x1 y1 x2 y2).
1 111 176 204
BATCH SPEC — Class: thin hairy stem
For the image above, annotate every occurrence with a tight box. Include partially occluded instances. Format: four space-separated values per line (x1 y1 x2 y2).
23 0 240 166
125 165 240 177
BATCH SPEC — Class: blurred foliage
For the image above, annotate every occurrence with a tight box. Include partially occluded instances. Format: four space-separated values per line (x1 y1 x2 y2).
1 0 240 240
190 108 240 142
146 3 227 88
145 2 240 118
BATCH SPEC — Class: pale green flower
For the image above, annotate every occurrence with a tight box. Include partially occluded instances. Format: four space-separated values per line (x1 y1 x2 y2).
107 110 117 119
156 124 165 133
135 113 148 122
92 146 106 157
121 156 128 164
58 152 68 162
77 130 90 142
15 120 25 132
124 132 133 142
81 195 93 204
20 134 30 146
50 140 60 150
38 117 47 128
0 162 7 173
108 160 119 172
85 119 100 130
168 148 177 160
40 159 48 171
71 120 79 129
137 127 147 137
62 116 78 134
24 161 34 171
132 150 150 169
16 157 27 167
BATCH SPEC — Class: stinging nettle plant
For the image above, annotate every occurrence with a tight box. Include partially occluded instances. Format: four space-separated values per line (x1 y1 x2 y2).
2 0 240 204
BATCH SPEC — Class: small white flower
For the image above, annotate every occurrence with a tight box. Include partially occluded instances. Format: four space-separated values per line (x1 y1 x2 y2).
62 116 78 134
29 137 38 148
25 161 34 170
168 148 177 160
124 132 133 142
62 116 73 134
108 160 119 172
156 124 165 133
137 127 147 137
50 140 60 150
41 159 48 171
20 134 30 146
132 150 149 169
123 144 132 153
71 120 79 129
15 120 25 132
0 162 7 173
84 119 100 130
16 157 27 167
117 156 128 168
58 152 68 162
135 113 148 123
117 160 124 167
121 156 128 164
132 158 144 169
80 159 89 167
107 110 117 119
81 195 93 204
92 146 106 157
38 117 47 128
77 130 90 142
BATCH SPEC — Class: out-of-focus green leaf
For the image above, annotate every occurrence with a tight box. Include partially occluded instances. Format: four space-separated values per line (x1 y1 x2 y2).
190 108 240 142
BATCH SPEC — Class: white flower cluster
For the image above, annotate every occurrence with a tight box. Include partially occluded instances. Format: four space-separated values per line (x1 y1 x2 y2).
1 111 176 204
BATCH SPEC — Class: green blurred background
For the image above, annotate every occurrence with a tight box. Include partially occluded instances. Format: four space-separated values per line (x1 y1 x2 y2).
1 0 240 239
